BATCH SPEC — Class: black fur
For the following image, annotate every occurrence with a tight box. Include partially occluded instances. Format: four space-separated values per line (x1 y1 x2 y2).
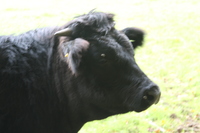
0 11 160 133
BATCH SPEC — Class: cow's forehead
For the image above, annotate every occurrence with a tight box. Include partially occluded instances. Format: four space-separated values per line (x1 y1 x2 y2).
87 34 134 58
87 29 133 50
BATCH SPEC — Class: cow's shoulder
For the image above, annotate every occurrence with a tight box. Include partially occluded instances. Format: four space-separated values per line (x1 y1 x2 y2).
0 35 48 89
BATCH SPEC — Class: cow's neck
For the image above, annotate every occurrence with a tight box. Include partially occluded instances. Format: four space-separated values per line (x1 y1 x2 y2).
64 80 116 132
50 55 114 132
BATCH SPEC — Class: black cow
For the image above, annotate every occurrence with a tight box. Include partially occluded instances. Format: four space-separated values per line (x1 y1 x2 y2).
0 11 161 133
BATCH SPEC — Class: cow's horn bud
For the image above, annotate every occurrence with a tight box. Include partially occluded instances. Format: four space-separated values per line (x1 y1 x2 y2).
54 28 72 36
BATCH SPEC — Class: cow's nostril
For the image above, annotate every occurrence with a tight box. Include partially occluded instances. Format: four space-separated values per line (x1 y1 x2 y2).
143 85 161 105
143 94 154 101
143 93 155 104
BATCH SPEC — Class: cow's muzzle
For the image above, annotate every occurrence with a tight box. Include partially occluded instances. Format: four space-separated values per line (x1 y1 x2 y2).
142 85 161 105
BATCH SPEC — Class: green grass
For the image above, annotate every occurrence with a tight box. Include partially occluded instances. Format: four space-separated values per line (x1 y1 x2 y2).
1 0 200 132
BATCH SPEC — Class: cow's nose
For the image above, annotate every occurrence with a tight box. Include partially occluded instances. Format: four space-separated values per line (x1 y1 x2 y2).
142 85 161 105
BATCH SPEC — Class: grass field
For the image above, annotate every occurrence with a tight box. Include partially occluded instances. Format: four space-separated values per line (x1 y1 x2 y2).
1 0 200 132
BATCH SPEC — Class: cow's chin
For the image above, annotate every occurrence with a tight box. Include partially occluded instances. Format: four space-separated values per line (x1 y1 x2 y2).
125 99 155 113
135 102 155 113
133 106 151 113
104 99 155 115
107 104 152 115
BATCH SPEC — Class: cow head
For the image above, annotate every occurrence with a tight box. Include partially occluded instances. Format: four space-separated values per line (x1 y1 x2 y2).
54 11 160 117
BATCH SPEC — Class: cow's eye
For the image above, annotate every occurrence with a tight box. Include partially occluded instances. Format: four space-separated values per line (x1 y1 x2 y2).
101 53 106 57
99 53 108 64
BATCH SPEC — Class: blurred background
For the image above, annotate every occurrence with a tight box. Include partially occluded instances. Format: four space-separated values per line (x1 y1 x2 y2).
1 0 200 132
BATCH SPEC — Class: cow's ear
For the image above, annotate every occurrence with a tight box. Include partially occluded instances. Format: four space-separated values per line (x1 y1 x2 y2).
65 38 89 75
121 27 145 49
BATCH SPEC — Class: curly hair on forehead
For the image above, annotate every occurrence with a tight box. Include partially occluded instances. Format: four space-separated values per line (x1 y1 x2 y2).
64 11 115 37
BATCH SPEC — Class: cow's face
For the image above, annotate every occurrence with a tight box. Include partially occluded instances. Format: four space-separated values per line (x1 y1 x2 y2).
55 12 161 114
